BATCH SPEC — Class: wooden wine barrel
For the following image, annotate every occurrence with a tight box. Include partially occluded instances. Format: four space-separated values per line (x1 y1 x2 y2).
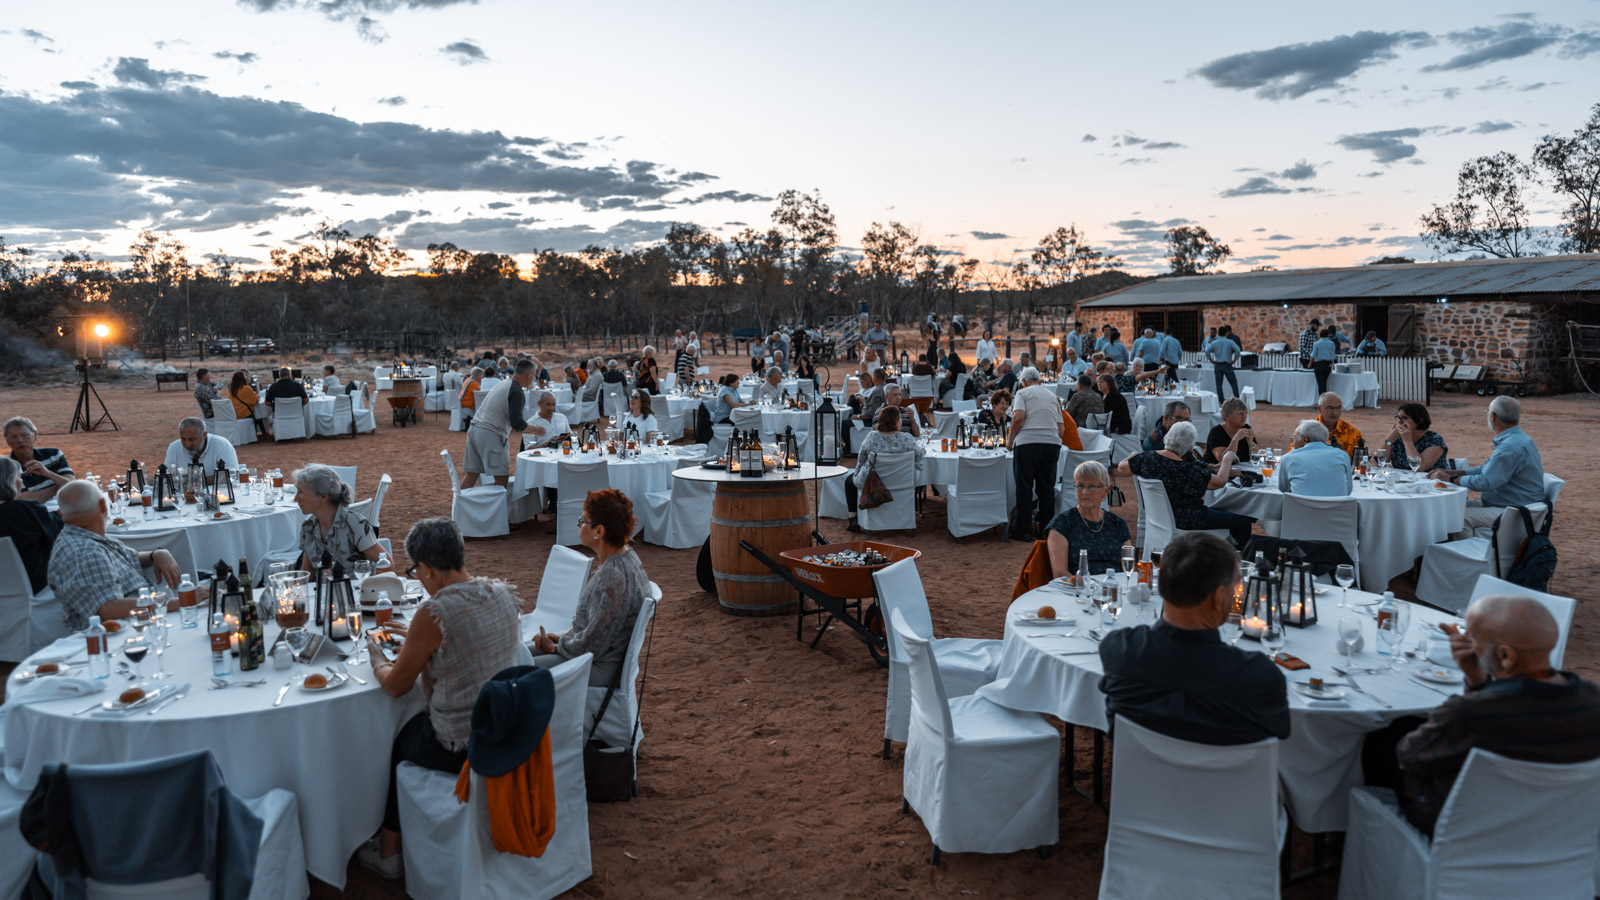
710 480 811 615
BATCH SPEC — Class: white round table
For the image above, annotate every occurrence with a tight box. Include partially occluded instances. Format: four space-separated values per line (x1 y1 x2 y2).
1133 389 1218 422
975 585 1459 831
511 447 696 520
106 496 301 578
920 446 1012 487
1207 480 1468 589
4 613 424 888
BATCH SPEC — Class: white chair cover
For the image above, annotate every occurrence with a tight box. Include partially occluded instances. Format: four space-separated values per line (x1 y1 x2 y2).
1241 385 1257 410
1416 504 1547 613
659 372 676 393
314 395 353 436
893 610 1058 857
447 381 468 431
932 411 964 441
1057 440 1116 516
207 399 256 447
1544 473 1565 508
1467 574 1576 669
1100 716 1282 900
951 373 970 406
529 545 592 635
586 596 657 763
1281 494 1361 588
555 460 611 546
439 449 508 538
858 451 918 533
369 473 392 535
873 559 1000 749
1085 412 1112 431
350 385 377 434
1338 750 1600 900
600 381 627 419
946 454 1009 539
1135 476 1229 562
706 423 734 461
348 498 372 522
0 777 31 900
641 461 715 549
397 653 594 900
907 374 935 399
271 397 307 442
951 398 977 414
729 405 764 431
818 475 849 520
116 528 198 585
0 537 63 663
309 464 357 497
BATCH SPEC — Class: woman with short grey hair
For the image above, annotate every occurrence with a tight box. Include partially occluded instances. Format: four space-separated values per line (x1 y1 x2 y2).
1164 418 1200 456
1120 420 1254 548
1046 460 1131 578
0 455 62 593
292 464 379 569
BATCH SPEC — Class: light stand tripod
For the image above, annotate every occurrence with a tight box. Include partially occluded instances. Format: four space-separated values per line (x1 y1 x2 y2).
70 360 118 433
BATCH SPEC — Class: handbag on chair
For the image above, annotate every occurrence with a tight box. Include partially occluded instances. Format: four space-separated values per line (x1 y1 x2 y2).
583 612 655 802
1106 470 1127 508
857 462 893 509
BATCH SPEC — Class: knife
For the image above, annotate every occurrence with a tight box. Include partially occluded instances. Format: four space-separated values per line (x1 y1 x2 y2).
1343 672 1391 709
148 683 191 714
274 679 294 706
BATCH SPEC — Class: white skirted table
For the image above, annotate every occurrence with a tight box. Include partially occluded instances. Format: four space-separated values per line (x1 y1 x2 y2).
103 497 301 578
976 585 1460 832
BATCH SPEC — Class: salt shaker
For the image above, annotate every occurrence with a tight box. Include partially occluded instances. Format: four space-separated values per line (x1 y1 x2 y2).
272 642 293 670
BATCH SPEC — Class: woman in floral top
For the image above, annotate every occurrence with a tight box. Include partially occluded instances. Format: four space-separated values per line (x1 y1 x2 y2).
845 405 924 532
532 488 649 687
292 464 380 569
1384 402 1449 471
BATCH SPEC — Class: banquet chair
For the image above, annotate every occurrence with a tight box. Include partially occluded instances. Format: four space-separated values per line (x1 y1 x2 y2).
1415 503 1547 614
1100 716 1282 900
24 750 307 900
907 374 936 420
1467 574 1575 668
659 372 676 394
1109 405 1146 470
555 459 611 546
0 777 30 900
952 398 977 414
527 545 593 635
350 385 377 434
932 411 963 442
1085 412 1112 431
599 380 627 420
397 654 594 900
1240 385 1257 410
310 463 358 497
641 461 715 549
447 382 468 431
1134 477 1229 563
207 399 257 447
585 596 657 782
696 365 710 377
950 373 970 407
1338 750 1600 900
729 404 765 436
118 528 198 586
818 475 850 519
857 451 919 535
0 536 63 663
706 422 735 460
1280 494 1360 589
348 498 372 522
439 449 509 538
946 454 1009 540
891 610 1058 864
271 397 308 442
1544 473 1565 509
873 558 1001 757
1057 437 1115 516
368 473 392 535
315 395 354 437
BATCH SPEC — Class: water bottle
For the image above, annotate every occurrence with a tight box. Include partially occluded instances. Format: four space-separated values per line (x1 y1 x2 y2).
1076 549 1090 597
1375 591 1399 656
85 616 110 679
210 613 232 677
376 554 393 575
178 573 199 628
375 590 393 627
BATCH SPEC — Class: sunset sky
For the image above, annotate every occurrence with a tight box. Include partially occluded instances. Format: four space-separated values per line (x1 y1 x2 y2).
2 0 1597 276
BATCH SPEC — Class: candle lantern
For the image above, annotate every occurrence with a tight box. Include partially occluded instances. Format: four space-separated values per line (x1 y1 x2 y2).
207 560 233 618
211 460 236 506
125 460 146 495
812 396 840 466
324 561 356 640
152 464 178 512
219 571 249 621
780 425 799 469
1241 553 1283 639
1281 545 1318 627
956 418 969 450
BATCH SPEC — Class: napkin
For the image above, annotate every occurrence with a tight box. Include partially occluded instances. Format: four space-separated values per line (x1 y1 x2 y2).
30 636 87 665
1273 653 1311 671
1301 698 1349 708
0 675 105 713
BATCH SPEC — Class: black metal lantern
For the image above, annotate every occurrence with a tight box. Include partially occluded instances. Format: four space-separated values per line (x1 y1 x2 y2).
1241 553 1283 638
125 459 146 495
212 459 235 506
780 425 799 469
1282 545 1318 627
324 561 356 640
813 396 840 466
220 571 248 622
207 560 232 618
957 417 969 450
152 464 178 512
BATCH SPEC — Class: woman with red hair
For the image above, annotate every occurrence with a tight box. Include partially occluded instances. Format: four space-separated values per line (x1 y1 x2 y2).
531 488 650 685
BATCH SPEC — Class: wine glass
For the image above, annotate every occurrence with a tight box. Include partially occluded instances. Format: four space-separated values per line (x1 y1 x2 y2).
1261 619 1286 661
1382 604 1411 671
1220 613 1243 647
123 633 150 683
148 591 172 678
1339 615 1363 668
347 604 364 663
1121 546 1137 590
283 626 309 658
1334 564 1356 608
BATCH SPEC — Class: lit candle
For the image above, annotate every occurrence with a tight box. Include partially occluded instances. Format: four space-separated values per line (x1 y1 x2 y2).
330 617 348 640
1242 616 1266 637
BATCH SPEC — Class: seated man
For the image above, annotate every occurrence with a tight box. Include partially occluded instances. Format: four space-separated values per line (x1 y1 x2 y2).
755 367 787 403
164 416 240 473
1099 532 1289 745
5 416 73 502
1142 400 1192 454
264 366 310 426
523 390 569 450
48 480 181 631
193 368 220 418
1061 347 1087 380
321 365 341 394
1316 392 1362 459
1392 594 1600 835
1065 373 1103 425
871 384 923 437
994 359 1017 393
1276 419 1353 497
910 354 935 377
1430 396 1546 539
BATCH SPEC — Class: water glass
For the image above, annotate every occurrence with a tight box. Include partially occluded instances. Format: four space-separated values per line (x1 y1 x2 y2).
1261 620 1286 660
1220 613 1242 646
1334 564 1356 608
1338 615 1363 667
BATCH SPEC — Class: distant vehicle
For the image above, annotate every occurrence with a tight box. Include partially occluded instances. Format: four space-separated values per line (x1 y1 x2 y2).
208 337 277 355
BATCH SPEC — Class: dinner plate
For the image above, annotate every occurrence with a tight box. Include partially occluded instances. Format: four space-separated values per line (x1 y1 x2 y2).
101 685 174 712
1413 666 1462 685
298 672 350 692
1015 612 1078 626
1291 682 1347 701
14 664 72 682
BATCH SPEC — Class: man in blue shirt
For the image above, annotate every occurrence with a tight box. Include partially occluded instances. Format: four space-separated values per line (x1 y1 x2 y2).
1205 329 1241 400
1430 396 1547 539
1061 347 1088 380
1356 331 1387 356
1311 327 1339 396
1095 325 1112 356
1143 400 1193 454
1105 328 1130 366
1200 327 1218 354
1159 330 1183 386
1066 322 1085 359
1132 328 1162 372
1277 420 1352 497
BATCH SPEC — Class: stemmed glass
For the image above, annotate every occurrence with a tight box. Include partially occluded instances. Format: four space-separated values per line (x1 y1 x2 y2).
1261 618 1286 661
1220 613 1243 647
347 602 364 664
1334 564 1356 608
1121 546 1137 591
1380 604 1411 670
148 591 172 678
122 633 150 683
1339 615 1363 669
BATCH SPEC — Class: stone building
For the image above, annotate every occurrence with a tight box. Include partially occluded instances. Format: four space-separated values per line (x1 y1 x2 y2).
1072 255 1600 393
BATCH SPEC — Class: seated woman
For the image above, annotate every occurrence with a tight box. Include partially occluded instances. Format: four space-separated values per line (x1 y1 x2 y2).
360 516 525 879
228 370 269 436
859 346 883 381
794 354 818 389
623 390 659 437
1385 402 1447 471
293 464 381 569
531 488 649 686
634 346 659 395
459 366 483 427
1047 460 1131 577
1205 397 1257 464
712 373 745 424
1118 421 1254 548
0 456 62 594
845 406 924 533
1097 373 1132 435
977 388 1011 432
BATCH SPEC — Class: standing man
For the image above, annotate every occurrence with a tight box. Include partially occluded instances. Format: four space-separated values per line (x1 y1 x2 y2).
164 417 239 473
461 359 538 494
1095 324 1113 356
1160 329 1183 386
1311 327 1338 397
4 417 73 502
1066 322 1085 360
1298 318 1321 368
1006 367 1065 541
1206 328 1241 401
1200 327 1218 354
1132 328 1162 373
194 368 220 419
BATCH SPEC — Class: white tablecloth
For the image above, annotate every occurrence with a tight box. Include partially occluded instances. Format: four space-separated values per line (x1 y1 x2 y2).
105 498 302 577
373 366 438 391
1133 390 1219 422
4 614 425 887
510 448 691 516
976 587 1460 831
1208 480 1468 589
1176 367 1377 408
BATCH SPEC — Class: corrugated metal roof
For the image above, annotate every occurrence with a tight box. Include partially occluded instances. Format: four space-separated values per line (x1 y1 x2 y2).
1079 255 1600 308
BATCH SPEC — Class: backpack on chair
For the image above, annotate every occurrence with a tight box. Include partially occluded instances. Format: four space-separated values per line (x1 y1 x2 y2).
1500 506 1557 592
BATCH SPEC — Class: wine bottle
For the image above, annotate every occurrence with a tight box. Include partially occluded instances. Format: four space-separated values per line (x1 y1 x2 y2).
237 556 251 591
236 576 265 671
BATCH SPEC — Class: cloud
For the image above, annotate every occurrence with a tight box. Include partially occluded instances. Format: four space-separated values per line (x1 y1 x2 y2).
1220 176 1293 198
485 201 513 209
213 50 259 64
1120 157 1155 166
1334 128 1425 163
1111 133 1185 151
20 28 54 44
1194 30 1432 100
59 80 97 90
1422 21 1599 72
394 216 667 254
239 0 479 39
1277 160 1317 181
970 231 1011 240
1471 120 1515 133
112 57 206 88
1267 234 1293 240
680 190 771 204
377 95 406 106
441 40 487 64
1081 134 1097 143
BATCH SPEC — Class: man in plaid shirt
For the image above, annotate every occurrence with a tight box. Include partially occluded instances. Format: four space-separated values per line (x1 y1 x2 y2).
1391 595 1600 835
47 481 181 631
1297 318 1320 367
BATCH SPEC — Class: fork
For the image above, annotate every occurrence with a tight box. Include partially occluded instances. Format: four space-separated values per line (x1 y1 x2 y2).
1339 670 1391 708
330 663 366 686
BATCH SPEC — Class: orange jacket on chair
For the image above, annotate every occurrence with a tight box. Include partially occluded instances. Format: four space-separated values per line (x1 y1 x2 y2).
1012 539 1054 600
454 731 557 857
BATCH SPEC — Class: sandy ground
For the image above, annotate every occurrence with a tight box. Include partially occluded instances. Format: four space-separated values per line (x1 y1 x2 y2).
2 357 1595 899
